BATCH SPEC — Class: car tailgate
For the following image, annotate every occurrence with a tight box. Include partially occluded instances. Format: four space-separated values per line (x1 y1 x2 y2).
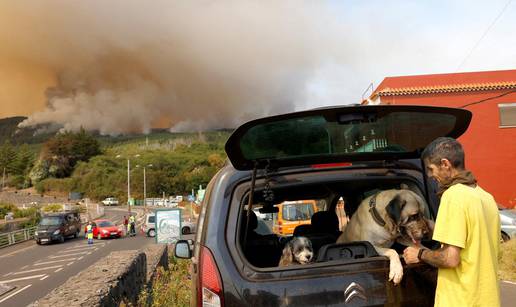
231 260 436 306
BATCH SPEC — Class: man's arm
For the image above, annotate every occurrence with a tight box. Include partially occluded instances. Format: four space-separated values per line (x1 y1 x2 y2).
403 244 461 268
420 244 461 268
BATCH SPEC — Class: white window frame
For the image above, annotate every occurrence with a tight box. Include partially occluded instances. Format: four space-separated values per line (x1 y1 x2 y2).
498 103 516 128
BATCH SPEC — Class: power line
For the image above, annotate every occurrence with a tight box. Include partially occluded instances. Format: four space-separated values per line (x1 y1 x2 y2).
459 89 516 108
456 0 513 71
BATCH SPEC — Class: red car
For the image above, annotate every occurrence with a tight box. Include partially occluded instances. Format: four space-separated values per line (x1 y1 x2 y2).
85 219 122 239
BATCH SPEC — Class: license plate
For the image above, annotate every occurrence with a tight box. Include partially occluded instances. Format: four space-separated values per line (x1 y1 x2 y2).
41 239 49 242
110 232 118 235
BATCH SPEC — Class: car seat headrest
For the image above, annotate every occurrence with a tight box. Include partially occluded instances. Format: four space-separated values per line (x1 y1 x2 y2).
311 211 339 234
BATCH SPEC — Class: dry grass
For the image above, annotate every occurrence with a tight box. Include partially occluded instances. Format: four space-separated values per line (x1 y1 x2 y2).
138 257 192 307
499 239 516 282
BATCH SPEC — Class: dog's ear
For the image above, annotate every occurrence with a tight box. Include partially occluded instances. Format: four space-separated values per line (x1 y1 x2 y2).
400 183 410 190
386 195 406 224
279 242 294 266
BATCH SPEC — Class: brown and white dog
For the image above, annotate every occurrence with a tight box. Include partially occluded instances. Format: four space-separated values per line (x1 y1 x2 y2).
337 187 434 284
279 236 314 267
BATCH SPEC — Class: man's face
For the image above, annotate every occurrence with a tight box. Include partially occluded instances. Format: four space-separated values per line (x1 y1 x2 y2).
424 159 452 184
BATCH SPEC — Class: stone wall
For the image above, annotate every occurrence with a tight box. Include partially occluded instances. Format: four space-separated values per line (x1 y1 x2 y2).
32 244 168 307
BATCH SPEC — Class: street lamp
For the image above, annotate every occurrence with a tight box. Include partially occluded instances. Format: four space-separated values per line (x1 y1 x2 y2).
116 154 140 214
136 163 152 213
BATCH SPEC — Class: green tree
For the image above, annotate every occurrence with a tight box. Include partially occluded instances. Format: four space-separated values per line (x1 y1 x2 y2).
0 140 17 175
42 128 102 178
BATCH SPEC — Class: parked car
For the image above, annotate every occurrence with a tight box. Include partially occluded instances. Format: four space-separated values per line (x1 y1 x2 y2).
101 197 119 206
142 213 157 237
181 219 197 235
35 211 81 244
174 105 472 306
85 219 123 239
499 208 516 242
142 212 196 237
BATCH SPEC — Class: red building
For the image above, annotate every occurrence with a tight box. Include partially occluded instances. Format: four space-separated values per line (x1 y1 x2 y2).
364 69 516 208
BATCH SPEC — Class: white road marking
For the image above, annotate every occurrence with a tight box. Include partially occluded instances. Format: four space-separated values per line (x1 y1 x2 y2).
0 284 32 303
21 265 28 270
39 275 49 281
77 256 84 260
68 243 105 249
0 274 46 284
49 251 89 258
54 268 63 273
34 258 77 266
87 252 92 255
2 272 13 277
0 245 36 259
12 265 63 275
503 280 516 285
60 247 95 253
67 262 74 266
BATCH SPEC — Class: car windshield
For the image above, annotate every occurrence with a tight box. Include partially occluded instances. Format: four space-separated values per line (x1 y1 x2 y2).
40 217 62 226
282 203 314 221
98 221 114 227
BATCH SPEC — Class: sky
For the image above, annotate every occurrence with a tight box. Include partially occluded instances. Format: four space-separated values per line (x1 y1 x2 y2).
0 0 515 134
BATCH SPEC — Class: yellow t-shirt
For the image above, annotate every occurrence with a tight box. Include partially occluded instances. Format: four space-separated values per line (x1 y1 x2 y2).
433 184 500 307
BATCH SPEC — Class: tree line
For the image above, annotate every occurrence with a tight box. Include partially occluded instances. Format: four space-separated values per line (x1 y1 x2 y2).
1 129 228 202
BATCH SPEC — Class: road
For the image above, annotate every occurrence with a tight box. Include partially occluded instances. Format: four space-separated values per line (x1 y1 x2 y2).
0 207 183 306
0 206 512 306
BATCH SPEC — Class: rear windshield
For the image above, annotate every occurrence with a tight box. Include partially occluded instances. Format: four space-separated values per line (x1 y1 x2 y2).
240 111 457 160
282 203 314 221
40 217 62 226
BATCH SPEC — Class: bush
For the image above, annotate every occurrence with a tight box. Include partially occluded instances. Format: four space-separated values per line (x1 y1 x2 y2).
499 239 516 282
42 204 64 213
0 203 18 219
138 257 191 307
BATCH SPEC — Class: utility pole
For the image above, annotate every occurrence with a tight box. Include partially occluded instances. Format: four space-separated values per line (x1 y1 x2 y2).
127 159 131 214
143 166 146 213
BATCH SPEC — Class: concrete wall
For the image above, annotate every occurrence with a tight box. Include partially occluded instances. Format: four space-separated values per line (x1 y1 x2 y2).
32 245 168 307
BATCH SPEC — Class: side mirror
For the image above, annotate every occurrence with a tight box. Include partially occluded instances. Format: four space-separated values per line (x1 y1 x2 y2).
175 240 192 259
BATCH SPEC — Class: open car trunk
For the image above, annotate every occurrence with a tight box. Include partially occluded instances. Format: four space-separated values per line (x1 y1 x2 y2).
227 165 438 306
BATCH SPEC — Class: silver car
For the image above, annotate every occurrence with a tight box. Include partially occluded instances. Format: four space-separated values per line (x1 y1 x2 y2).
500 208 516 242
142 212 196 237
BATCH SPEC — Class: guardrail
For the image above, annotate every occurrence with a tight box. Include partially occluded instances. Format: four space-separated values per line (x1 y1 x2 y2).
0 226 37 249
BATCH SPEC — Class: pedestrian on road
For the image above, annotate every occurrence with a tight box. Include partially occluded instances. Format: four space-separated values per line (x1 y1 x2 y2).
123 215 128 235
129 214 136 237
86 221 94 245
403 137 500 307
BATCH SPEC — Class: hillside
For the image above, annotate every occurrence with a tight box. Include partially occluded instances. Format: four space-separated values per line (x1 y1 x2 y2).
33 130 232 202
0 116 59 144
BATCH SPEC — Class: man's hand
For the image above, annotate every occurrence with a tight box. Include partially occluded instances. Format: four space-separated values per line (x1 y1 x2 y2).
403 246 422 264
404 244 461 268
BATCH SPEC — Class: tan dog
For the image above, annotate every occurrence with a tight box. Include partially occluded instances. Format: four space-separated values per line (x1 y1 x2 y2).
337 187 433 284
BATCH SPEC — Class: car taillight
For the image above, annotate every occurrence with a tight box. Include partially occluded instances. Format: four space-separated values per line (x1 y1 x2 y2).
199 246 223 307
278 220 282 225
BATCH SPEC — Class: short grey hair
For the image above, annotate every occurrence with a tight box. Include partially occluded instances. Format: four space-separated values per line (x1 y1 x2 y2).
421 137 465 169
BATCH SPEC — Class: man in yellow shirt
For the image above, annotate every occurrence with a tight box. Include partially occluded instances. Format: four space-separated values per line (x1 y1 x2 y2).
404 137 500 307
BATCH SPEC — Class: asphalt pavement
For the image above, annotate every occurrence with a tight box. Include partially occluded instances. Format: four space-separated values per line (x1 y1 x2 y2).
0 207 513 306
0 207 155 306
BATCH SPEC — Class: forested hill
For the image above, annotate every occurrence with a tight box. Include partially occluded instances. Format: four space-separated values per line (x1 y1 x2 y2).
0 116 59 144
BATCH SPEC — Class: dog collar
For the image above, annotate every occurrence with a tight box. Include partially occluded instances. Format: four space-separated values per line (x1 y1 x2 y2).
369 193 387 227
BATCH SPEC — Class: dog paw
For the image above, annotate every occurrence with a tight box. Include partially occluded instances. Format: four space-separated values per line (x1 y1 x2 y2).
389 261 403 285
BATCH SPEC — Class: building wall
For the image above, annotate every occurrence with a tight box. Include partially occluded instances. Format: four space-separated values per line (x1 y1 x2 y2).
379 90 516 208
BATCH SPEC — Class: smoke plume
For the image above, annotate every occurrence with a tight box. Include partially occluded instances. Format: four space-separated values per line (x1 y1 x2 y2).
0 1 352 134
